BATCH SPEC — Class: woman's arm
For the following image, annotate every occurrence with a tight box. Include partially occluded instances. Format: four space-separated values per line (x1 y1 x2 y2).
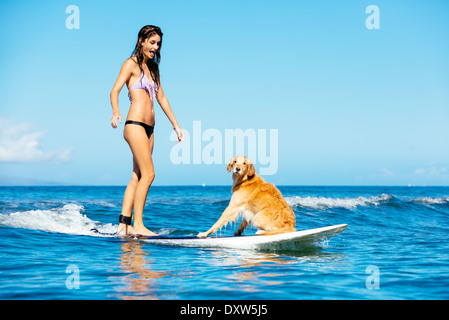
156 84 184 142
110 59 134 128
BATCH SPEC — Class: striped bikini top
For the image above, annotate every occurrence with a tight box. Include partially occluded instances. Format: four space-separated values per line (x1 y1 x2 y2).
128 71 158 102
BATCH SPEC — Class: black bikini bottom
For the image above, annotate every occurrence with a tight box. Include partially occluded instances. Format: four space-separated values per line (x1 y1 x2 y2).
125 120 154 138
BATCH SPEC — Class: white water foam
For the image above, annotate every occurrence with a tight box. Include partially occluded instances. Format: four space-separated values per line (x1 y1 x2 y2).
412 197 449 205
0 203 117 236
286 194 392 210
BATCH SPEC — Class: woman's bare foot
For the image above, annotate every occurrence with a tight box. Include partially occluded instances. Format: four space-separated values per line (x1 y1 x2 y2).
117 223 134 237
131 224 159 237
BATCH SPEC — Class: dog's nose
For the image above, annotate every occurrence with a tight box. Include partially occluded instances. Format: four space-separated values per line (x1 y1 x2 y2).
235 167 241 172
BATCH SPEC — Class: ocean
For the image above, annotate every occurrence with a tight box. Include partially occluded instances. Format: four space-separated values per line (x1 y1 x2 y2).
0 185 448 300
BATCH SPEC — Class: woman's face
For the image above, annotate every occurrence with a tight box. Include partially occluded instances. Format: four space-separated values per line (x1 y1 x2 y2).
141 34 161 60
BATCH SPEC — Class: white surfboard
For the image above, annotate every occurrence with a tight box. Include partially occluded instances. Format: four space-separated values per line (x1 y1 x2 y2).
140 224 347 251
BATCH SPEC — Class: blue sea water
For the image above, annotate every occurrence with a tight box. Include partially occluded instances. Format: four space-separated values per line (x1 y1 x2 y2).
0 185 448 300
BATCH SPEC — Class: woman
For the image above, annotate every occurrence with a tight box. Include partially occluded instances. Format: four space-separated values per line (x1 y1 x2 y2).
110 25 184 237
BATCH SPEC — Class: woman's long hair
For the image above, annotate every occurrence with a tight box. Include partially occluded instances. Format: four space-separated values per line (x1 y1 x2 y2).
130 25 163 85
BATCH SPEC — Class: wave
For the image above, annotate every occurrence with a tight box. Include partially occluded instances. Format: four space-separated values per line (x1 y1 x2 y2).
0 203 117 236
0 203 179 237
286 194 392 210
411 197 449 205
286 193 449 210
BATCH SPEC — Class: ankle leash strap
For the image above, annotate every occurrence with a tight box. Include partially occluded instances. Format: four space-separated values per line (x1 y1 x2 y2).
119 215 132 225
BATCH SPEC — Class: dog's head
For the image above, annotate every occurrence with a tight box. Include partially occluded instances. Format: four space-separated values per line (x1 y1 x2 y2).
227 156 256 180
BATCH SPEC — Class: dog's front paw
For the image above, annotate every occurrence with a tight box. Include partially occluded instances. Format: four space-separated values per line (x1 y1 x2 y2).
197 232 209 238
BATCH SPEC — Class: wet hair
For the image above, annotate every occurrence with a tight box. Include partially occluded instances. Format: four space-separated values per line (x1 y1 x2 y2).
130 25 163 85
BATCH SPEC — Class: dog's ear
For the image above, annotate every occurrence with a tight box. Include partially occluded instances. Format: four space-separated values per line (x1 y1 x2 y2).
247 163 256 177
227 157 234 173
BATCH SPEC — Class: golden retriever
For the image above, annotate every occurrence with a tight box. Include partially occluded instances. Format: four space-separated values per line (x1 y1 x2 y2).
197 156 296 238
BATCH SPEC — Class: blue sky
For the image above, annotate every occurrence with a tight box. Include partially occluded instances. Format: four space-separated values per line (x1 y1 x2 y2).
0 0 448 186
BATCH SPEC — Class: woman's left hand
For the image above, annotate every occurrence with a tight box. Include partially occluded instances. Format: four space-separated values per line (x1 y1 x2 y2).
174 126 184 143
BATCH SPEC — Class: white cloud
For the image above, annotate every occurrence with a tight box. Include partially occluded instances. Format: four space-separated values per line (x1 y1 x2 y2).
365 164 449 185
414 165 448 178
0 118 74 164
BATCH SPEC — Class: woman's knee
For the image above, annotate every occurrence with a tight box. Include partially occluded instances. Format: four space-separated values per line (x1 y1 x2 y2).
140 172 155 185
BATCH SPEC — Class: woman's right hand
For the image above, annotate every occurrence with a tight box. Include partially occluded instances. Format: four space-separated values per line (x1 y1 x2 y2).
111 113 122 129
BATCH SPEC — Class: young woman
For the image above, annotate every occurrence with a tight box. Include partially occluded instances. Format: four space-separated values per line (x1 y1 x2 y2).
110 25 184 237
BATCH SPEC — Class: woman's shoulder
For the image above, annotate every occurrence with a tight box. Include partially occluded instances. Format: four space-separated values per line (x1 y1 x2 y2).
121 57 140 74
127 56 139 65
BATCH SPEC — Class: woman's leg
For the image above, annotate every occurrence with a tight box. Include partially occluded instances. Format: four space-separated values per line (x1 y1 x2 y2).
116 158 140 236
124 124 157 236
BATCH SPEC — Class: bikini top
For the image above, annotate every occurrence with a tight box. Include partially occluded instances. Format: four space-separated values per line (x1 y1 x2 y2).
128 71 158 102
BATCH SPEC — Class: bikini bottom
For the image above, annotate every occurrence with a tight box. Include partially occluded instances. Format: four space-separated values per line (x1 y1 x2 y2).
125 120 154 138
